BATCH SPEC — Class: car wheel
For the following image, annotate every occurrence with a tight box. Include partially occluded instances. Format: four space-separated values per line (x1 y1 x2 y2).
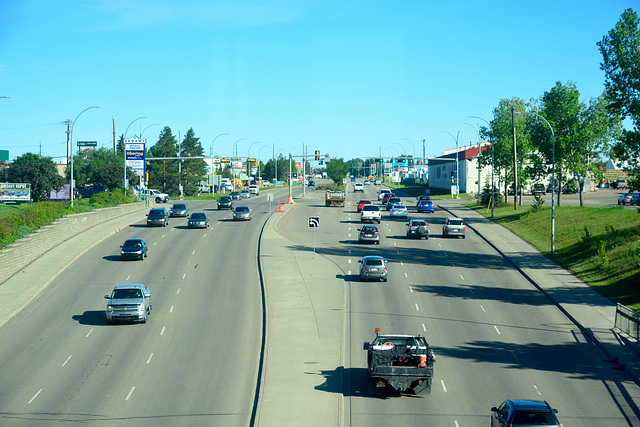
376 241 380 245
382 278 387 282
140 253 144 260
141 314 147 324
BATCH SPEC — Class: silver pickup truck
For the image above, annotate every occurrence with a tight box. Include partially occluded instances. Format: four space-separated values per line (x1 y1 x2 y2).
105 283 152 324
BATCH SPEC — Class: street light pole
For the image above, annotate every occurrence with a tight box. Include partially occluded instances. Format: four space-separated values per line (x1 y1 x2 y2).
467 116 495 217
463 122 482 196
70 106 101 207
232 138 248 191
210 133 229 191
441 131 460 199
515 111 556 254
248 141 263 181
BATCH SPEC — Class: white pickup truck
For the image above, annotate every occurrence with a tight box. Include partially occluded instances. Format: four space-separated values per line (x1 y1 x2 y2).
361 204 381 224
141 189 169 203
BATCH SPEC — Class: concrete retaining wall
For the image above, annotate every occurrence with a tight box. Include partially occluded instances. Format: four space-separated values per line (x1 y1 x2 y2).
0 202 147 285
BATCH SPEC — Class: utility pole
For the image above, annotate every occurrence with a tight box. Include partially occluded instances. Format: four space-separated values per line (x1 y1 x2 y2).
511 107 518 210
113 118 116 152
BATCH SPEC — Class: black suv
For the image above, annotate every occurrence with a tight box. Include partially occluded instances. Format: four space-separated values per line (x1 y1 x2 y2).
78 185 109 199
218 196 234 210
531 183 546 196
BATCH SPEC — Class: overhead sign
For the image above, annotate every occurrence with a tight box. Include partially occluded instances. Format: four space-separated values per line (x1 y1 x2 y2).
1 182 31 203
247 158 256 163
308 217 320 228
77 141 97 147
125 139 146 178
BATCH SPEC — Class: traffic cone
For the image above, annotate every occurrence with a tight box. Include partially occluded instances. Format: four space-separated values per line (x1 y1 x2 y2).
286 194 294 204
275 201 284 212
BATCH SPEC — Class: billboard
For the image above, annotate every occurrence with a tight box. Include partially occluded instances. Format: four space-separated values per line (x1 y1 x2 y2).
1 182 31 203
50 183 71 200
125 138 146 178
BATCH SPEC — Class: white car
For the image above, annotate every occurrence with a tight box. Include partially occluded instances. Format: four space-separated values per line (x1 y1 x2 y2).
354 183 364 192
389 204 408 218
248 184 260 195
378 188 391 200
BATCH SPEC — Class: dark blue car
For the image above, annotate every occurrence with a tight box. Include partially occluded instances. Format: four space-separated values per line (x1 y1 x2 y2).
417 200 434 213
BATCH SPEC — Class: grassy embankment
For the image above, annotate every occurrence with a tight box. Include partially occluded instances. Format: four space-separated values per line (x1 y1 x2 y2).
388 182 640 311
0 189 137 250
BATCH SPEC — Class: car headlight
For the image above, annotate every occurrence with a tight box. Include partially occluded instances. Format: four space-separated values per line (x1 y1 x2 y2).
106 305 113 312
139 303 145 311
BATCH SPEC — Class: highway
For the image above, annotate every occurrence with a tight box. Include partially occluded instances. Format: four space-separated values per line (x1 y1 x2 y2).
0 192 283 426
272 182 640 426
1 181 639 426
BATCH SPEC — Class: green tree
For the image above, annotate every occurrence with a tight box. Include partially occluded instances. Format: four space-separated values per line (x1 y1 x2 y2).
261 155 289 182
598 8 640 189
326 158 349 185
5 153 65 201
147 126 179 196
179 128 207 197
65 147 136 190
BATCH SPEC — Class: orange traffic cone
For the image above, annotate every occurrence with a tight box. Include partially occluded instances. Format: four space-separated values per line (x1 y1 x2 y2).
275 201 284 212
286 194 294 204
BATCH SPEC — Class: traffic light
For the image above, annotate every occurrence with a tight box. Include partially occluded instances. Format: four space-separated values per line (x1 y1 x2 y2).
315 150 320 160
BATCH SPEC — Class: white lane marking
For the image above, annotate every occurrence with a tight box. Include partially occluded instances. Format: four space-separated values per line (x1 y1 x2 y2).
422 323 426 332
348 259 352 264
409 286 413 293
86 328 94 338
404 272 408 278
348 249 352 254
494 325 501 335
348 234 352 237
480 304 486 312
28 389 43 404
400 261 404 266
62 355 72 367
182 273 186 279
348 227 351 231
460 274 465 280
348 271 352 275
204 234 207 237
533 384 542 395
454 421 460 427
153 242 157 246
396 251 400 255
511 351 519 362
160 327 165 335
170 306 174 313
126 386 135 401
469 289 474 295
441 380 447 393
147 353 154 364
177 288 181 295
126 275 131 280
192 251 196 255
161 234 166 238
443 251 448 256
415 304 419 311
394 242 397 246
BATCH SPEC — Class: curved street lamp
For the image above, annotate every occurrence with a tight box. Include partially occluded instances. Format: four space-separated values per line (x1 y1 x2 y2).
258 144 271 180
441 130 460 199
515 110 556 254
400 138 416 162
140 123 159 138
70 106 101 207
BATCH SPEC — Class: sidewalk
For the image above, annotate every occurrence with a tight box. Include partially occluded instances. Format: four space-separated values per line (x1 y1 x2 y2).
436 197 640 387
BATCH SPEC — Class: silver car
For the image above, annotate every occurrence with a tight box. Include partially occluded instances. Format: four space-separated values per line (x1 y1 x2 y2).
233 205 252 221
187 212 209 228
359 255 388 282
443 217 466 238
104 283 152 324
169 203 189 217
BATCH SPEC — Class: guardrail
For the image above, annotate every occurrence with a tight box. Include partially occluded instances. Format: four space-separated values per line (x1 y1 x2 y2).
615 303 640 340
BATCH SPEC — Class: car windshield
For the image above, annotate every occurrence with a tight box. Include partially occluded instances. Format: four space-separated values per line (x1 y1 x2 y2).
393 204 406 209
365 259 383 266
362 226 377 232
220 197 231 201
112 289 142 299
236 207 249 212
449 219 463 225
149 209 164 216
412 221 426 226
511 410 555 424
123 240 142 248
172 204 186 209
191 213 206 219
363 205 380 211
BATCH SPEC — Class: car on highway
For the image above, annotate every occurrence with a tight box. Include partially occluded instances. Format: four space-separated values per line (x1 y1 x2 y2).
378 188 392 200
248 184 260 195
187 212 209 228
218 196 234 210
417 199 435 213
631 193 640 205
389 203 408 218
416 194 431 205
358 255 388 282
230 191 242 200
381 192 396 205
374 179 381 185
357 199 372 213
611 179 628 189
363 179 370 185
361 204 382 224
443 217 466 238
386 197 401 210
354 182 364 192
146 207 170 227
490 399 561 427
233 205 252 221
532 183 546 195
104 283 152 324
406 219 429 239
308 180 315 187
357 224 380 244
618 193 633 205
241 189 251 198
169 202 190 217
120 238 148 261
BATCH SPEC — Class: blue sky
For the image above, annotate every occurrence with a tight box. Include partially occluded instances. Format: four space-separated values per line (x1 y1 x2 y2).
0 0 634 164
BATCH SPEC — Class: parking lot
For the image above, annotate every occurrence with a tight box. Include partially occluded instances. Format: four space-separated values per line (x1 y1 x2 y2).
505 187 637 208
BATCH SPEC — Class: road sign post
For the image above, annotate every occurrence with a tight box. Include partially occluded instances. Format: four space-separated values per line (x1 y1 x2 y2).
308 217 320 257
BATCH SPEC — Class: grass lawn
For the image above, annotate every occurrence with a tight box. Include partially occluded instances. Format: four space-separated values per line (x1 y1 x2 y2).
0 203 30 220
468 202 640 311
